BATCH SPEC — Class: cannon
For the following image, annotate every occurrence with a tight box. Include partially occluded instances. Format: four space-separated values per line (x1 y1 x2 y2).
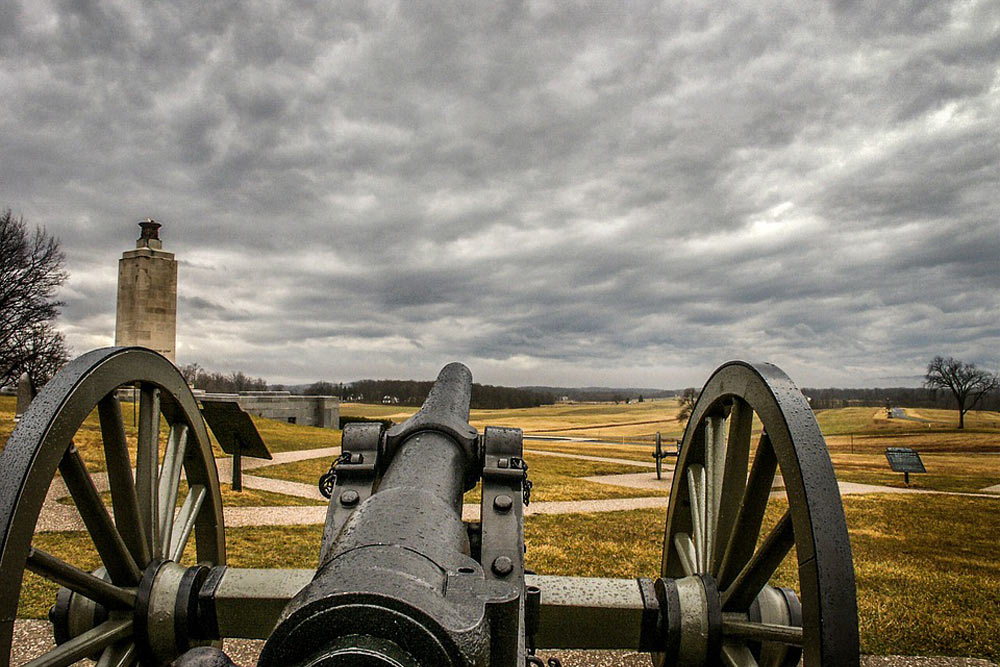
0 347 858 666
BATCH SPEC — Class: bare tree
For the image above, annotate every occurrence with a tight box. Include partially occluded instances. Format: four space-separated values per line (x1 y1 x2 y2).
179 362 202 385
676 387 698 425
0 209 70 387
924 356 999 429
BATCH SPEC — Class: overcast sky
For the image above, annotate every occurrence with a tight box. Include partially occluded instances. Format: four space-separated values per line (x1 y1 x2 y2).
2 0 998 389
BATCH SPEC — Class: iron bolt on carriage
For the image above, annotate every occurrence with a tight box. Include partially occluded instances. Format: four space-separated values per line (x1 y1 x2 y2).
0 347 858 666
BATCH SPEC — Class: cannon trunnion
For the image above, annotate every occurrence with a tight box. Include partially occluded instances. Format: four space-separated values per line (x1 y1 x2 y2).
0 348 859 666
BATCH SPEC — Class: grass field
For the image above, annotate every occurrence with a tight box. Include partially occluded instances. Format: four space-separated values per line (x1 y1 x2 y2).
5 393 1000 660
525 439 662 461
343 398 687 442
253 452 663 503
0 395 339 466
18 493 999 661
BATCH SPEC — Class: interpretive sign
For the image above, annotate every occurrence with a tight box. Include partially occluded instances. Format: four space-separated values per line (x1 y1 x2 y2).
885 447 925 485
201 398 271 490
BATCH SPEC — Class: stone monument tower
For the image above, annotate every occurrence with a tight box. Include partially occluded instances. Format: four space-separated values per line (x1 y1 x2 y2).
115 219 178 362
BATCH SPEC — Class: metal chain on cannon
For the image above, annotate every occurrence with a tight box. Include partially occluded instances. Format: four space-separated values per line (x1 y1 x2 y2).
511 456 533 505
318 451 352 499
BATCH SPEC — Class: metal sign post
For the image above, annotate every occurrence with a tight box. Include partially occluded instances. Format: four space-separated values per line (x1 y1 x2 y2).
885 447 926 485
200 398 272 491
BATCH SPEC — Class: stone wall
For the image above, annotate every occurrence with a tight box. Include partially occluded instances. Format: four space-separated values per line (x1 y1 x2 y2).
199 391 339 429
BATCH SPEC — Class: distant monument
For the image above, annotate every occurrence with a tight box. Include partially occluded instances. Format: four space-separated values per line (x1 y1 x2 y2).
115 219 178 362
14 373 34 423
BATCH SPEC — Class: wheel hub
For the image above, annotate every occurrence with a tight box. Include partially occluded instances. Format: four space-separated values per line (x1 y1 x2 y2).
48 567 111 655
653 575 802 667
135 560 213 664
654 575 722 666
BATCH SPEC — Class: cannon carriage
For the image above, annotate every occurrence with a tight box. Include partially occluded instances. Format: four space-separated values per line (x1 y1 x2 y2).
0 347 858 666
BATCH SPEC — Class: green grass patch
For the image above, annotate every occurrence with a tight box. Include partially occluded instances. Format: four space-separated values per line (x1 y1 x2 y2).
246 415 341 453
223 525 324 569
251 457 333 487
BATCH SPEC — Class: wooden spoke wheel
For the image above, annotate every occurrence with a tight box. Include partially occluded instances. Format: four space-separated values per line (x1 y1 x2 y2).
657 361 858 666
0 347 226 667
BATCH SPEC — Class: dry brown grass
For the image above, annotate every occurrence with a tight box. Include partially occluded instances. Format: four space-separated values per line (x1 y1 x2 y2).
831 452 999 493
56 481 324 509
19 494 998 661
525 494 1000 661
253 452 659 503
342 399 687 442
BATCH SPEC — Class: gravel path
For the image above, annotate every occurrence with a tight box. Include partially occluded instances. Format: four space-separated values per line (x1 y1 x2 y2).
12 621 996 667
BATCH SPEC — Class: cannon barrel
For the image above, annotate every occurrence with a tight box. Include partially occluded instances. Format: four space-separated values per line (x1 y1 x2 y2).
258 362 521 667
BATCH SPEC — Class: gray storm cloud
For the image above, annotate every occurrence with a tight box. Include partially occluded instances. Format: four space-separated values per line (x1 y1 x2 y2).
1 0 997 387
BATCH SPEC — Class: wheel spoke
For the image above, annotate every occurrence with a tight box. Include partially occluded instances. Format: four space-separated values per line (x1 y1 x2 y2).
158 423 189 555
722 510 794 610
98 395 150 567
673 532 698 576
717 433 778 590
705 414 727 573
722 618 803 646
58 445 141 585
170 484 206 561
712 398 753 574
95 640 137 667
26 547 135 609
686 464 706 570
721 640 758 667
136 384 161 558
23 618 132 667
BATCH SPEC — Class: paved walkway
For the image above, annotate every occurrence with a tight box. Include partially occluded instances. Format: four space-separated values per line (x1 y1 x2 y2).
36 445 999 533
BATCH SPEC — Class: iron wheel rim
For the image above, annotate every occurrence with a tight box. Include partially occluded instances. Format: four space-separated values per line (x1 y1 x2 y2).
0 347 225 666
658 361 858 666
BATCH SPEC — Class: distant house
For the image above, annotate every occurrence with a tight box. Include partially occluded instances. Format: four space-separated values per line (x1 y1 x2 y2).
382 395 400 404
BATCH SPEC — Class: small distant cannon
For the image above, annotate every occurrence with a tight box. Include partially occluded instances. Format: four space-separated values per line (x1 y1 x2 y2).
0 347 859 666
651 433 681 480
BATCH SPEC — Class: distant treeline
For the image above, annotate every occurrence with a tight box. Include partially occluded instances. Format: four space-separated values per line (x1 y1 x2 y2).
803 387 1000 412
520 386 677 403
179 364 268 394
302 379 554 409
